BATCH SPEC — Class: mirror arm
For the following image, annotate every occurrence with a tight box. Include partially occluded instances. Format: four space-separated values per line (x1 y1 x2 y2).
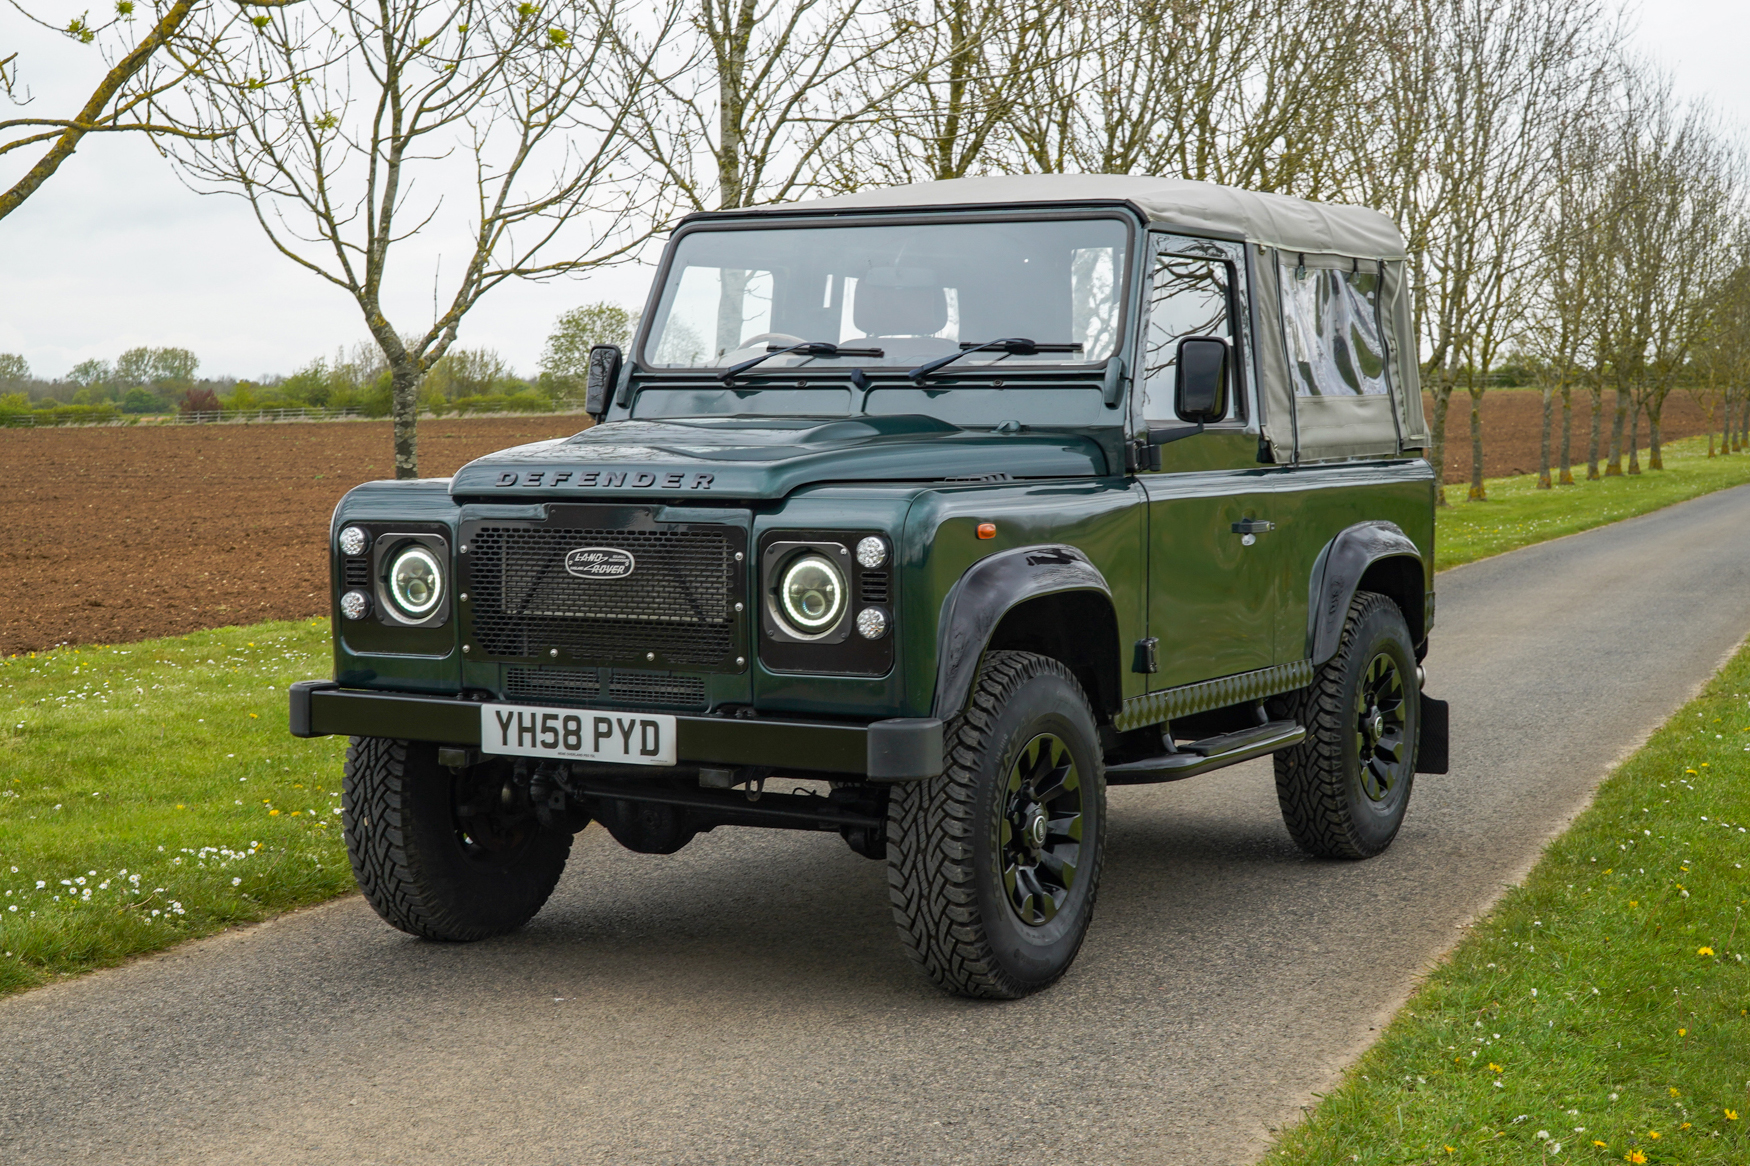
1148 422 1204 446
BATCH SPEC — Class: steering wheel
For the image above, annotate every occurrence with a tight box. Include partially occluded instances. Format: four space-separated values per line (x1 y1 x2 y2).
735 332 807 349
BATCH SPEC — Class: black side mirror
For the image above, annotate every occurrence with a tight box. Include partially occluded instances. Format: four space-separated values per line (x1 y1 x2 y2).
585 344 622 420
1175 336 1229 423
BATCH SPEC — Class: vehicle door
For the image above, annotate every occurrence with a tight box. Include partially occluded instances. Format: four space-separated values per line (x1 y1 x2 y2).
1139 233 1278 688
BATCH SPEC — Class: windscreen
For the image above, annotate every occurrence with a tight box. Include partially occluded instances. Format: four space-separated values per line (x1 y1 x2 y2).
643 217 1129 370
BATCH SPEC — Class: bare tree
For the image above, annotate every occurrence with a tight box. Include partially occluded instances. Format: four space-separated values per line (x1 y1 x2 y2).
612 0 909 211
156 0 659 477
859 0 1060 184
0 0 289 221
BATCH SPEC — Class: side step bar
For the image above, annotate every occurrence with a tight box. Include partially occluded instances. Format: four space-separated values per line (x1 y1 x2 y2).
1105 720 1305 786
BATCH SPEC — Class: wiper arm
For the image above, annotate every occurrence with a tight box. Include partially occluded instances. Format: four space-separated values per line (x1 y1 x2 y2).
907 338 1084 384
720 341 884 384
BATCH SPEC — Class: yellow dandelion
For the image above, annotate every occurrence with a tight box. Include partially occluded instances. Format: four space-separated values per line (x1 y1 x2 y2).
1648 1131 1660 1140
1444 1147 1456 1154
1626 1152 1647 1164
1698 946 1715 956
1630 900 1639 907
269 809 280 816
1592 1141 1607 1148
291 811 300 816
1727 1109 1739 1121
1670 1088 1681 1097
1685 768 1698 775
248 713 259 719
1678 1028 1687 1036
1680 1123 1691 1130
1488 1063 1503 1072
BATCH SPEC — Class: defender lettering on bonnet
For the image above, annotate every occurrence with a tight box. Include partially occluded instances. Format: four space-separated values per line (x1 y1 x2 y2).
563 547 636 579
493 470 714 490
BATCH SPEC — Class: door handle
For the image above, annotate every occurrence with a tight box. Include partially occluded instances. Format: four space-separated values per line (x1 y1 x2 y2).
1231 519 1275 535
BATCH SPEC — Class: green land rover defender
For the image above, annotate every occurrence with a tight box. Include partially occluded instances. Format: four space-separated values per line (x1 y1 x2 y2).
290 174 1448 999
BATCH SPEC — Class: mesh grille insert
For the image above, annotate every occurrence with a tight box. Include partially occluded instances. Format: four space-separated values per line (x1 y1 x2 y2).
504 666 602 702
860 571 890 604
343 558 370 587
606 671 707 707
467 524 737 665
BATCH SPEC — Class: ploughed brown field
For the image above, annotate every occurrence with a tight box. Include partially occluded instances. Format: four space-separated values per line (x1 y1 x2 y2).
0 393 1725 654
1425 389 1718 487
0 416 589 656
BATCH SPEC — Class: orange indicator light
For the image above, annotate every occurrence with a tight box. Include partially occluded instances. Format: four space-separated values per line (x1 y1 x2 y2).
976 522 997 539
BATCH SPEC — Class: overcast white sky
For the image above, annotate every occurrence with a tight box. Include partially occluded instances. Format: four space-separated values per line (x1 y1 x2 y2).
1 0 1746 383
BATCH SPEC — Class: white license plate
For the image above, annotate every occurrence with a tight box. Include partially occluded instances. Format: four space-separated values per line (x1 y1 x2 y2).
480 703 677 766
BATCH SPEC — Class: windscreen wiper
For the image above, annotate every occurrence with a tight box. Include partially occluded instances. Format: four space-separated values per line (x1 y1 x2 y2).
907 338 1084 384
720 341 884 384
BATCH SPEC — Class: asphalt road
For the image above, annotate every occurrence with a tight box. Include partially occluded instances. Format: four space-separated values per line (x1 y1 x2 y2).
6 485 1750 1166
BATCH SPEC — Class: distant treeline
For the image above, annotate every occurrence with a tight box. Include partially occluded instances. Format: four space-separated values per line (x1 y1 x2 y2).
0 303 634 424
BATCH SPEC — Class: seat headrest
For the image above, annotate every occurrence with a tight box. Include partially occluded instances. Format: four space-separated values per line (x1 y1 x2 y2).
854 267 948 337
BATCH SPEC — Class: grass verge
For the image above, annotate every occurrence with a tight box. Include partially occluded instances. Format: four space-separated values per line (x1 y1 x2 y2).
1435 435 1750 570
0 621 349 996
1270 641 1750 1165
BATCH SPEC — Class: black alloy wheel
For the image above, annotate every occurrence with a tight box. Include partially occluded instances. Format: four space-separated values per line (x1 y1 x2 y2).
887 650 1107 999
999 734 1087 926
1273 591 1419 859
1355 651 1409 803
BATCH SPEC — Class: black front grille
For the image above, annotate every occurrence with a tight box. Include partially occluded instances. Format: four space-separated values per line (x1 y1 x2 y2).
860 571 890 604
505 666 601 702
466 521 740 666
606 671 707 707
343 558 370 587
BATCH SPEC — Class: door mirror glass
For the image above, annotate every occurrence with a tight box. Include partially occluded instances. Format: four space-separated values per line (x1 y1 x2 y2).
1174 336 1228 422
585 344 622 418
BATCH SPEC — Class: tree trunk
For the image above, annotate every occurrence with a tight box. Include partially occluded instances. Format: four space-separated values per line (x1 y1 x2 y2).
1647 399 1664 470
1537 383 1553 488
1626 401 1641 475
1587 384 1603 480
1467 386 1486 500
1430 383 1453 507
390 358 420 479
1558 386 1574 485
1605 384 1629 475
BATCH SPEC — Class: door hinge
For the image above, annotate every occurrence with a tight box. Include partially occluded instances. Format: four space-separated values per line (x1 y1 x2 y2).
1132 637 1159 674
1125 439 1162 474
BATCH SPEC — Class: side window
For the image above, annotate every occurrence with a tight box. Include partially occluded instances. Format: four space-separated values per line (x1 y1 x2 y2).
1280 261 1388 396
1142 246 1233 423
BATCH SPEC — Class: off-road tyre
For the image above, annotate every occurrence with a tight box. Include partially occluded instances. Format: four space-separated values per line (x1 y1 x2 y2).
1273 591 1419 859
343 737 571 940
887 651 1106 999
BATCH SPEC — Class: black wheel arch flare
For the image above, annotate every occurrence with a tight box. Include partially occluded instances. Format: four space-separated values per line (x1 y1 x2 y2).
930 545 1122 722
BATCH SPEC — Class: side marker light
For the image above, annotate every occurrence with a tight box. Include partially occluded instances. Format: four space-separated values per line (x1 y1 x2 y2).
976 523 997 539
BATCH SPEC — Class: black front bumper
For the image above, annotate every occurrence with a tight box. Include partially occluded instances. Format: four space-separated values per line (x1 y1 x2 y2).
288 681 943 781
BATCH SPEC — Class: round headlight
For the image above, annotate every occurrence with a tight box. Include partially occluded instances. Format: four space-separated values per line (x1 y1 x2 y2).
338 525 369 556
855 607 888 640
855 535 888 569
339 589 372 620
388 546 444 617
778 554 846 634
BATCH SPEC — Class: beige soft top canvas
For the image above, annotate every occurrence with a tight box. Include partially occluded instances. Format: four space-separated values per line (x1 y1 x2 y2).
745 174 1407 261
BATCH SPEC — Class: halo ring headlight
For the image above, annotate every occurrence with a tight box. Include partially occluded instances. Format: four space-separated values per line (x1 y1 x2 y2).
777 553 846 636
388 546 444 617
